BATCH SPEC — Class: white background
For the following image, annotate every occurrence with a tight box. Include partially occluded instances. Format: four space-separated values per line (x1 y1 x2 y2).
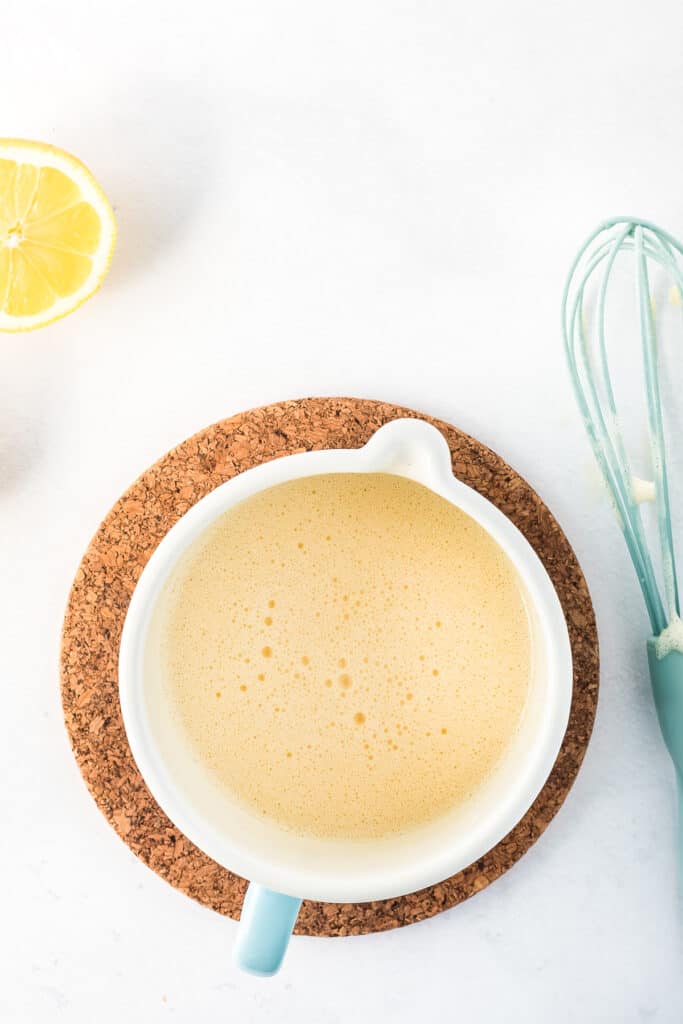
2 1 683 1020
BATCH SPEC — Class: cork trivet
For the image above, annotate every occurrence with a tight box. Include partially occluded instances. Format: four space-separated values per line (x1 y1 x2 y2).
61 398 598 937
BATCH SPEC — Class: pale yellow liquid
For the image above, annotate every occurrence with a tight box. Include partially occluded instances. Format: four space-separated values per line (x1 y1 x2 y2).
157 474 531 840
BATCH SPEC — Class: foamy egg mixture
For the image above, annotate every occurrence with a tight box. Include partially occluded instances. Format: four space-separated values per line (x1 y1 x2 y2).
154 473 532 840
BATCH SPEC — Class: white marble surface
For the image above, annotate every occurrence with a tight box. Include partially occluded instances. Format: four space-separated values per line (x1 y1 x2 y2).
2 1 683 1020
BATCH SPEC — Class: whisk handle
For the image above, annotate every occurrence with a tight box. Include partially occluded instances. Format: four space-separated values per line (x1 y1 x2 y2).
647 644 683 878
678 771 683 884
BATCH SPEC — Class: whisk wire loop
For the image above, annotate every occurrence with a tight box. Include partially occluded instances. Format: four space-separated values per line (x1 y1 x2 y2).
562 217 680 635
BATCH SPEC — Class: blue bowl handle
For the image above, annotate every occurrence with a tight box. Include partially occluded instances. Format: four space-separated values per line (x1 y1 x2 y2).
233 883 302 976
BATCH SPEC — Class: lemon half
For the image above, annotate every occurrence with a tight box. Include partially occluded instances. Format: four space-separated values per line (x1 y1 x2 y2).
0 139 116 332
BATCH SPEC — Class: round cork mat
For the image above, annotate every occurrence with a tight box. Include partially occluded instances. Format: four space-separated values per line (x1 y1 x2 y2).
61 397 598 937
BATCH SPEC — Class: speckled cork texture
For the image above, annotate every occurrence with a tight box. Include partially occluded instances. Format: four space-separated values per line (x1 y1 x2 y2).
60 397 599 936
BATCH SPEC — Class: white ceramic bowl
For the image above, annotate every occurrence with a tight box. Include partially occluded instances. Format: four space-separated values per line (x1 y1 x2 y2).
119 419 572 908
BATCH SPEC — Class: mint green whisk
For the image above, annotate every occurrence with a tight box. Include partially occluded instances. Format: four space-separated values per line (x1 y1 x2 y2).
562 216 683 871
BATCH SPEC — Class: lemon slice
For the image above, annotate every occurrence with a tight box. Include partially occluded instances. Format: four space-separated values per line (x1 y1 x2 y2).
0 139 116 332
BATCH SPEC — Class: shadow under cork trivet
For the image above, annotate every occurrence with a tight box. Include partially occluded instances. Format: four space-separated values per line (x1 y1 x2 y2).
60 397 599 937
